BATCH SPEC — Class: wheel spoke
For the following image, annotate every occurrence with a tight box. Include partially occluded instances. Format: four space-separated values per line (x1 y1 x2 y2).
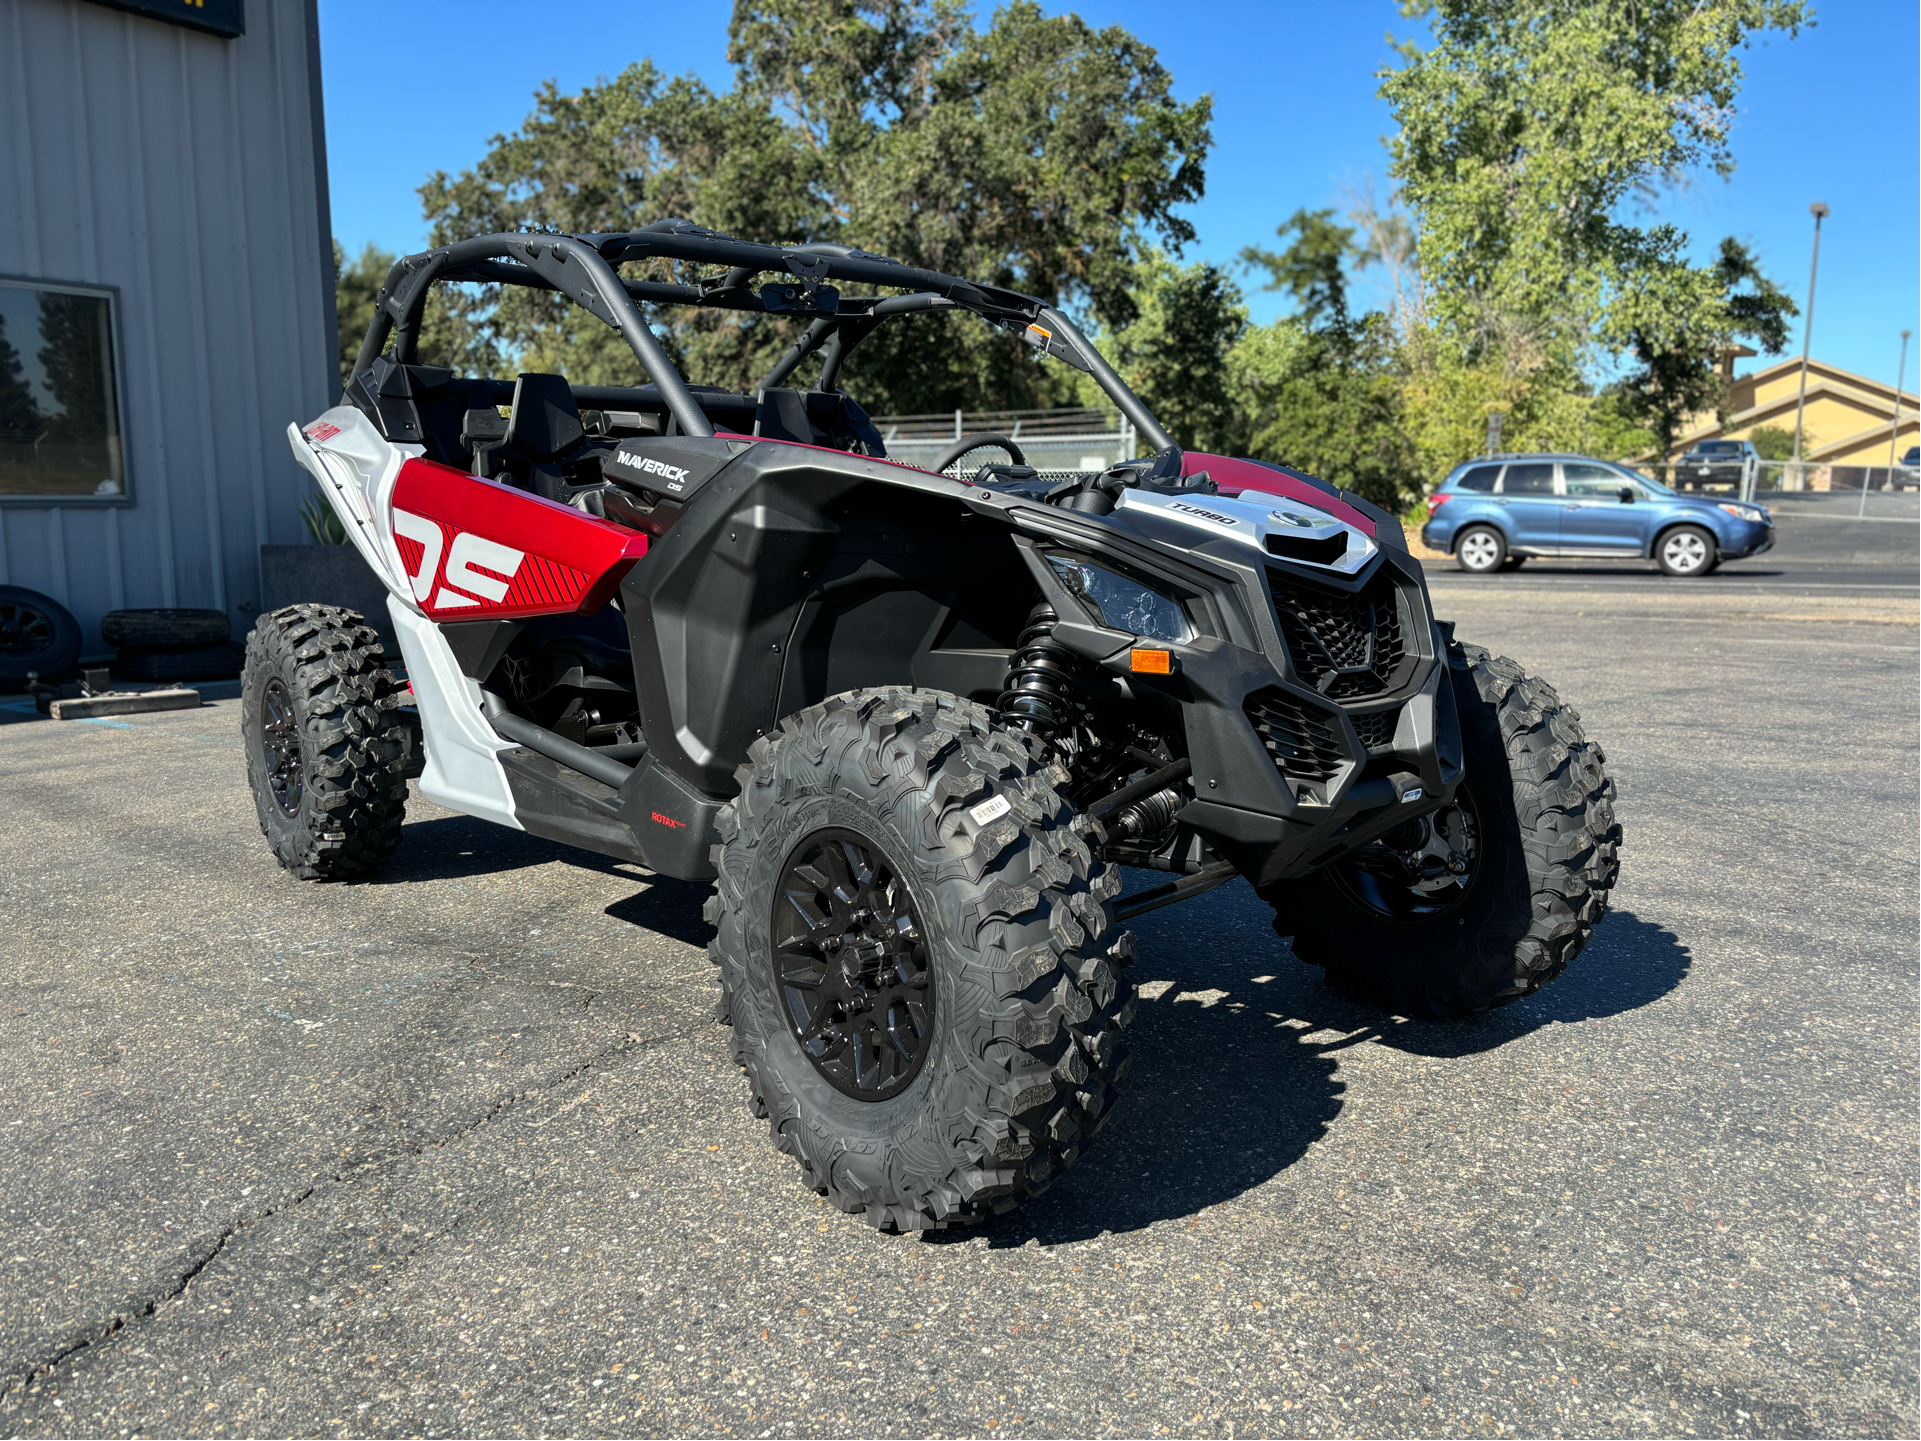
772 828 934 1102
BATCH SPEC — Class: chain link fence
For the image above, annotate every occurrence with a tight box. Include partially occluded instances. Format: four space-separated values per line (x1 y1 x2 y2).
1634 457 1921 523
871 407 1137 476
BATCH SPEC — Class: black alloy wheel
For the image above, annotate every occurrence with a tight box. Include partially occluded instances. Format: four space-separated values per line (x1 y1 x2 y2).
1330 797 1481 923
260 675 304 817
0 599 53 659
772 828 933 1101
0 584 83 683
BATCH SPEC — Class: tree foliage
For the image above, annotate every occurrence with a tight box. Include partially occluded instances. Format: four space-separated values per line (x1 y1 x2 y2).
413 0 1211 414
1382 0 1809 371
1377 0 1808 484
1088 215 1420 510
1617 236 1795 457
334 240 397 390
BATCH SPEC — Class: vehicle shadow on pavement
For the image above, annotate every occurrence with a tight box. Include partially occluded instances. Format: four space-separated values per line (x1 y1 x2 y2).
377 814 716 945
943 896 1687 1247
1280 909 1692 1062
378 813 638 882
954 972 1348 1249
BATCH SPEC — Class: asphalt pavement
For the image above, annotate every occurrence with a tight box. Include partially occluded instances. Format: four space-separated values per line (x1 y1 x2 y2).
0 522 1914 1438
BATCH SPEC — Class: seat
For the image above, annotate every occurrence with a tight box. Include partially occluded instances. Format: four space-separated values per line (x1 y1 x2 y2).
753 387 817 445
752 387 887 456
473 374 594 502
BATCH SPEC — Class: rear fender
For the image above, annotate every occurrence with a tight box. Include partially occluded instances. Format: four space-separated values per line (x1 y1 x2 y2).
288 406 417 598
388 458 649 621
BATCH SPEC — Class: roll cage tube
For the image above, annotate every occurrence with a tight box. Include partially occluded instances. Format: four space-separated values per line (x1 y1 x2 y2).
349 221 1176 454
353 234 714 439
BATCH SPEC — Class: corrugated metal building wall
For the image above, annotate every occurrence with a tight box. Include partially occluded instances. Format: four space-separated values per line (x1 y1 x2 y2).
0 0 333 647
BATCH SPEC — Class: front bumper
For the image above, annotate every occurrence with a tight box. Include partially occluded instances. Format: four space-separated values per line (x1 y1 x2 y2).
1106 551 1463 886
1720 520 1775 559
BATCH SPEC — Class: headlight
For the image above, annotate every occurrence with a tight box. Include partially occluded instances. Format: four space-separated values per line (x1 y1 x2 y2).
1050 557 1192 643
1717 503 1765 522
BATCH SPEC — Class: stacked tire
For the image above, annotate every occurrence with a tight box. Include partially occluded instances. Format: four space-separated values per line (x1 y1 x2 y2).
104 608 246 682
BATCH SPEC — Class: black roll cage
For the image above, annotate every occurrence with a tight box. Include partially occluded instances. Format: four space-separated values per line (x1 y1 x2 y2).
352 219 1175 452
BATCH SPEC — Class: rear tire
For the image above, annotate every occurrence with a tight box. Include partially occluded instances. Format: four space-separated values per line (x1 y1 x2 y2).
706 687 1135 1231
1260 643 1620 1016
1656 525 1717 577
241 604 409 881
1455 526 1506 574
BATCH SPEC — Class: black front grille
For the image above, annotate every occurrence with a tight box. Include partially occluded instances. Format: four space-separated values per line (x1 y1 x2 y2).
1268 570 1406 699
1245 688 1344 782
1349 707 1401 752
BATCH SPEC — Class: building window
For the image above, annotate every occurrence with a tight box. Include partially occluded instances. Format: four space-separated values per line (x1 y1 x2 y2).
0 277 128 501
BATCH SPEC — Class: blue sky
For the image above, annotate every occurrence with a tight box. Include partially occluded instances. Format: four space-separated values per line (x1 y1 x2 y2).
318 0 1919 389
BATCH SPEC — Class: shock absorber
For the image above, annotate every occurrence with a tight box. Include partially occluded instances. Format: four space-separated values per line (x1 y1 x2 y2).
997 600 1077 737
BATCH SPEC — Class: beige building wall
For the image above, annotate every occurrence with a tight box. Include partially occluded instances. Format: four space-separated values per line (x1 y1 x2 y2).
1673 358 1919 468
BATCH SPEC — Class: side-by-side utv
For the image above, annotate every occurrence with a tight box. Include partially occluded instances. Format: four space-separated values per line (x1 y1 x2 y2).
247 221 1620 1230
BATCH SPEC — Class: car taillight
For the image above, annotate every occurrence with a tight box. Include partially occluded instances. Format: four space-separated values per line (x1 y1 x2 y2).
1426 494 1451 516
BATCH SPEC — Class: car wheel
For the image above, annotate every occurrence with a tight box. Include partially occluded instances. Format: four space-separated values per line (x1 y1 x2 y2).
0 585 83 686
1657 526 1717 577
1455 526 1506 575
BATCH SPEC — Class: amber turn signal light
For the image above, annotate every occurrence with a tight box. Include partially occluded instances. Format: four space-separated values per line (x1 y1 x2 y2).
1129 648 1174 675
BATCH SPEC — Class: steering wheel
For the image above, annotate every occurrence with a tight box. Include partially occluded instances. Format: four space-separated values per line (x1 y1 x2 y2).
931 433 1027 473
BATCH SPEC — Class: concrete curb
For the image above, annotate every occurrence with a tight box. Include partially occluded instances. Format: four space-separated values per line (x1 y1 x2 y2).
50 689 200 720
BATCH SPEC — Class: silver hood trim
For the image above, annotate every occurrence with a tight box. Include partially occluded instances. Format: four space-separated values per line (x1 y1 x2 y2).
1116 489 1379 575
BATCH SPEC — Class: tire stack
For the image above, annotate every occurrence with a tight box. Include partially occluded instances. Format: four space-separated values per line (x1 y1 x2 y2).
104 609 246 683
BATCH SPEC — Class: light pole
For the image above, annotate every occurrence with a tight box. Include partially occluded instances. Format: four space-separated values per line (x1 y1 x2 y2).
1788 202 1829 490
1886 329 1910 471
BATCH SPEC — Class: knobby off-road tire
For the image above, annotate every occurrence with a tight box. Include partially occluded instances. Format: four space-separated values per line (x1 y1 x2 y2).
706 687 1136 1232
1262 643 1621 1016
241 604 409 881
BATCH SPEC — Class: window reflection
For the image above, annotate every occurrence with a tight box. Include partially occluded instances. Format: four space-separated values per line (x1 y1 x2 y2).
0 279 125 498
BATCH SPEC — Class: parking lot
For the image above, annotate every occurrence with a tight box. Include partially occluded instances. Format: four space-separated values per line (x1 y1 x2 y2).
1 519 1914 1438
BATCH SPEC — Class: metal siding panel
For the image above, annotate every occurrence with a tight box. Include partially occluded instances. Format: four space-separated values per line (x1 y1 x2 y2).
0 0 334 638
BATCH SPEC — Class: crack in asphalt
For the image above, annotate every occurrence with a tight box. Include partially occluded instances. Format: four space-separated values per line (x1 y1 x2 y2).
0 1022 701 1405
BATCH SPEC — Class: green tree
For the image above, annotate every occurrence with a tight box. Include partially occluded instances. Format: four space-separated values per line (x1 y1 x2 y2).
1240 209 1359 335
1616 236 1796 457
1234 211 1417 508
1382 0 1809 373
1080 252 1248 454
415 0 1212 414
335 240 398 389
1748 424 1796 460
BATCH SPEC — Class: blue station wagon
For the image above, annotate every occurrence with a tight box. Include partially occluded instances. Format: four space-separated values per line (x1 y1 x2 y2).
1421 454 1774 577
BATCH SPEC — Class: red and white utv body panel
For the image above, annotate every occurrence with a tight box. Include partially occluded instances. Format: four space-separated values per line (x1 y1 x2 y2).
288 409 647 830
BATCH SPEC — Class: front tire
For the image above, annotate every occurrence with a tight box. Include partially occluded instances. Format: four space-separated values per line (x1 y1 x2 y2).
706 688 1135 1231
241 604 409 880
1260 644 1620 1016
1657 525 1717 577
1455 525 1507 574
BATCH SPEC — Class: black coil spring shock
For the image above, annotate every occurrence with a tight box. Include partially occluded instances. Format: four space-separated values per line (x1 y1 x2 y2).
997 601 1078 736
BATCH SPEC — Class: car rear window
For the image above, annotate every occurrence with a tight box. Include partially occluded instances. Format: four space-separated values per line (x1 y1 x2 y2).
1453 464 1500 492
1501 463 1555 494
1698 442 1737 454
